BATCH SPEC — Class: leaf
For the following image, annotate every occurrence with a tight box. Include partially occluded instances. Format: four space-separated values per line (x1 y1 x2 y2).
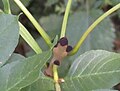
0 13 19 67
39 14 62 38
57 57 71 78
6 53 25 64
109 0 120 5
45 0 58 7
21 77 54 91
0 51 52 91
93 89 117 91
66 9 115 60
0 0 3 9
61 50 120 91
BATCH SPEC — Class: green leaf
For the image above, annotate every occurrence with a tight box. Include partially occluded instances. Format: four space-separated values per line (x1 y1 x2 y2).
61 50 120 91
93 89 117 91
39 14 62 38
66 9 115 60
109 0 120 5
0 13 19 67
0 0 4 9
21 77 54 91
6 53 25 64
45 0 58 7
0 51 52 91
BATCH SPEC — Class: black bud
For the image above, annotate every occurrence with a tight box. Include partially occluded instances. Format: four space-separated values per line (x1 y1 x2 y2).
59 37 68 46
66 45 73 52
54 60 60 66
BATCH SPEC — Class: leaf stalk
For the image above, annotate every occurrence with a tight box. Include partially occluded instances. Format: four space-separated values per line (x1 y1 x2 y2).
70 3 120 55
60 0 72 38
14 0 52 47
2 0 11 14
19 22 42 54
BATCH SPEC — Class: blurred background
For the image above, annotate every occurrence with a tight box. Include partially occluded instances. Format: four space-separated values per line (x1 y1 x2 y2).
0 0 120 58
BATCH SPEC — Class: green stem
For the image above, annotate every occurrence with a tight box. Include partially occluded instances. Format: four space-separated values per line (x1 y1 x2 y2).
14 0 52 47
19 22 42 54
70 3 120 55
2 0 11 14
53 65 61 91
55 83 61 91
60 0 72 38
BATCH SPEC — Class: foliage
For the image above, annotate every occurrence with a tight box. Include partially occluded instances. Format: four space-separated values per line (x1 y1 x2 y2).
0 0 120 91
0 13 19 67
62 50 120 91
0 50 51 91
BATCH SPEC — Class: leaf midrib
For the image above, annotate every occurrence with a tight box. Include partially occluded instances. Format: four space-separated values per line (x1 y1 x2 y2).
6 52 50 91
67 70 120 80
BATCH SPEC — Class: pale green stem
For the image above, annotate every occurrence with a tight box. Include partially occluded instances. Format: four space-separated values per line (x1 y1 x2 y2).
14 0 52 47
60 0 72 38
53 65 61 91
70 3 120 55
19 22 42 54
2 0 11 14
